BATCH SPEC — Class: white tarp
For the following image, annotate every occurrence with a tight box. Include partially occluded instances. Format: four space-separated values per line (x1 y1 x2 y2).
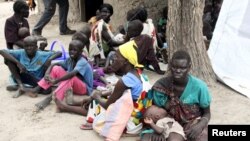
208 0 250 98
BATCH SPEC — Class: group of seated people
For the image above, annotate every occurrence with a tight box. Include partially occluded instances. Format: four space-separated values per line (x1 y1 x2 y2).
1 1 212 141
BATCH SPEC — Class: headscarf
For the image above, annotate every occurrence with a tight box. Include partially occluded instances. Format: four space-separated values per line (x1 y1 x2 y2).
118 40 144 68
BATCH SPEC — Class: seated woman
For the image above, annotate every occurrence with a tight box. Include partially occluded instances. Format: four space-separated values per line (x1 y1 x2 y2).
101 20 164 76
141 50 211 141
82 38 150 141
90 3 125 61
126 7 165 75
53 20 153 140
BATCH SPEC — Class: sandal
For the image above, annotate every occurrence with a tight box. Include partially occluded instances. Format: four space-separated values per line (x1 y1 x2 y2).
80 123 93 130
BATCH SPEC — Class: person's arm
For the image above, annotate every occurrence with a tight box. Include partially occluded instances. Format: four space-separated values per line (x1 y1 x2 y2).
150 124 165 134
44 62 61 82
91 79 127 109
146 44 165 75
144 117 164 135
0 50 26 73
14 40 25 48
185 106 211 140
99 76 109 85
155 30 163 48
47 51 62 62
52 70 78 85
94 55 100 67
0 50 19 64
43 51 62 69
5 19 19 49
102 25 125 47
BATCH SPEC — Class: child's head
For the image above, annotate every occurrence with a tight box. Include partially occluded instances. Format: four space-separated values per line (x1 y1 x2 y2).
98 3 113 23
69 40 84 59
144 105 168 123
72 31 90 47
13 0 29 18
80 25 91 39
23 36 38 57
127 6 148 22
126 20 143 38
18 27 30 39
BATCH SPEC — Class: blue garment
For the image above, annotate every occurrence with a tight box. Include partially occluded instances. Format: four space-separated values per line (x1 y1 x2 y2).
33 0 69 33
122 72 142 100
7 49 54 80
59 57 93 95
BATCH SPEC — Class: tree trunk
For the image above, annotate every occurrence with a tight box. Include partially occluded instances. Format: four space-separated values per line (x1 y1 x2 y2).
67 0 81 23
167 0 215 85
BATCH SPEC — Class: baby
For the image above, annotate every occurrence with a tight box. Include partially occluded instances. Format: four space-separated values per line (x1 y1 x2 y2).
18 27 47 50
143 105 186 139
18 27 30 40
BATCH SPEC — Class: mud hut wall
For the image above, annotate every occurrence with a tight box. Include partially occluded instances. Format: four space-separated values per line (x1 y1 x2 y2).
105 0 168 31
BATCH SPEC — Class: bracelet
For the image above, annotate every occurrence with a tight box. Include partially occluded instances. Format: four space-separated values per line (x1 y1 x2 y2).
201 117 209 123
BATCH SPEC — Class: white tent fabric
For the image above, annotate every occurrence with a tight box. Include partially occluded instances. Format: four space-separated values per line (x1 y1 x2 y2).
208 0 250 98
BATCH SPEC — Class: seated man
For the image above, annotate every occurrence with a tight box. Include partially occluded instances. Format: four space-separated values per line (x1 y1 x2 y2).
0 36 62 98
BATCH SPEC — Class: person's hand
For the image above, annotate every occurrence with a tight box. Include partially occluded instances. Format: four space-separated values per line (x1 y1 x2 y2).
81 97 92 110
106 83 114 91
44 74 52 82
91 90 102 101
184 121 206 140
42 60 51 70
44 75 57 85
48 78 58 85
17 63 26 73
144 117 153 125
38 40 48 51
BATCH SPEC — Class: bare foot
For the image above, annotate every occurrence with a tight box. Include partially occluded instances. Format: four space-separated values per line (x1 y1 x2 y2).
54 97 66 112
13 89 25 98
27 91 38 98
80 122 93 130
65 88 73 105
34 94 52 112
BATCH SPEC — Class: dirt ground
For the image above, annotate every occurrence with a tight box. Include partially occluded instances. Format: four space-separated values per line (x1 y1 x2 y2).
1 1 250 141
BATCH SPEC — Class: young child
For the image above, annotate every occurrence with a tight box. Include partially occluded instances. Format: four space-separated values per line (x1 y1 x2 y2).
5 0 30 49
12 27 30 49
0 36 61 98
27 39 93 111
72 29 100 67
143 105 185 140
72 30 108 89
18 27 30 40
16 27 47 51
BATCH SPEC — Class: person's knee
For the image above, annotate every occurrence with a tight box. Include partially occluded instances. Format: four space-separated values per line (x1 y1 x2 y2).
51 65 63 72
5 60 18 70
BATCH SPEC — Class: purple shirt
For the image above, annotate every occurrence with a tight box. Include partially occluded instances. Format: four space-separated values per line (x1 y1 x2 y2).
4 14 30 49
